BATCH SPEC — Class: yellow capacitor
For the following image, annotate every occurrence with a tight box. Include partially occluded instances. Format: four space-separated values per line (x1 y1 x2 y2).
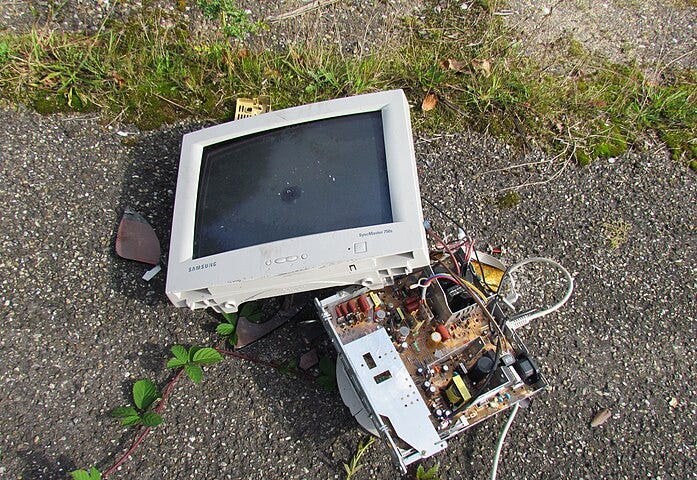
396 307 405 321
369 292 381 307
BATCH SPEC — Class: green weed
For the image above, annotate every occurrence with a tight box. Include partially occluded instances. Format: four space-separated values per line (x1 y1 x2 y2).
167 345 224 383
197 0 264 39
416 463 441 480
111 379 163 427
0 1 694 166
343 436 376 480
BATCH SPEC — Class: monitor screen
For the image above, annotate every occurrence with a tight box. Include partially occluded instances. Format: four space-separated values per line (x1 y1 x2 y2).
193 111 393 259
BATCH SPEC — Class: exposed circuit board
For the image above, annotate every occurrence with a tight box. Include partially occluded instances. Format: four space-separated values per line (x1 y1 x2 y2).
316 251 547 471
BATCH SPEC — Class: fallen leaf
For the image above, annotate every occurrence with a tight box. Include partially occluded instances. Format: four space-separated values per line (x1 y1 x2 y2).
471 58 492 77
237 48 250 58
111 71 126 88
441 58 468 72
421 93 438 112
590 408 611 427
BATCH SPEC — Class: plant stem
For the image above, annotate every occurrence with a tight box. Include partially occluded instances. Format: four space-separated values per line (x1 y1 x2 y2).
102 368 184 477
216 347 315 381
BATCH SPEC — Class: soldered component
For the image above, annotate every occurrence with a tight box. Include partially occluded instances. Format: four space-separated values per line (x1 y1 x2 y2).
445 374 471 405
369 291 382 308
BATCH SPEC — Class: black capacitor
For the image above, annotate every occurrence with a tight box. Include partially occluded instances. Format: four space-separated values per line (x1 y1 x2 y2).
468 355 495 383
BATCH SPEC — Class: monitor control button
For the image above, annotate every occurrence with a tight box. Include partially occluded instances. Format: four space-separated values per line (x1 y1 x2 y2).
301 253 308 259
354 241 367 253
265 260 272 266
286 255 298 262
274 257 286 264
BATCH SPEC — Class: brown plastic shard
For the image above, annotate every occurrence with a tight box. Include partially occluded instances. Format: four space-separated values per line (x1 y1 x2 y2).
116 207 161 265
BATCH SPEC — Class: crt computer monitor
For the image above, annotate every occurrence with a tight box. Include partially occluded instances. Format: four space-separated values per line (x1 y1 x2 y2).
166 89 429 313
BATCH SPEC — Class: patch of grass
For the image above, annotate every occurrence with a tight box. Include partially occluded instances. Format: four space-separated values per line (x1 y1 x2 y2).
0 1 694 167
497 191 521 209
197 0 264 39
603 219 632 250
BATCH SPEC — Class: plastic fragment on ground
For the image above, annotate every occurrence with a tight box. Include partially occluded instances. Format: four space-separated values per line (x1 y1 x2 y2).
115 207 161 265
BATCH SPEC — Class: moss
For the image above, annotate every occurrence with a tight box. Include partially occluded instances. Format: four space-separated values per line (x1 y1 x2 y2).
593 132 628 159
576 149 592 166
497 191 521 209
689 160 697 171
33 94 71 114
568 38 586 57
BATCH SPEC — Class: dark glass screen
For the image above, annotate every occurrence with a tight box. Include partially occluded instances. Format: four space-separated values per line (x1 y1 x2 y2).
193 111 393 258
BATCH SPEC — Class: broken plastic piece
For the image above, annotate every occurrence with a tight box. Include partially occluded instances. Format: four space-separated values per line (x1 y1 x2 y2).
116 207 161 265
234 96 271 120
299 349 319 370
142 264 162 281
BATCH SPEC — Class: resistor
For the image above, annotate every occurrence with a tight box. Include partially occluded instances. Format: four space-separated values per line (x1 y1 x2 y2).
335 305 344 318
339 303 349 317
405 297 420 312
358 295 371 313
347 299 359 314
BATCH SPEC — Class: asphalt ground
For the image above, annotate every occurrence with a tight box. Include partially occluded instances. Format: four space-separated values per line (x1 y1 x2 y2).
1 1 696 479
0 101 695 479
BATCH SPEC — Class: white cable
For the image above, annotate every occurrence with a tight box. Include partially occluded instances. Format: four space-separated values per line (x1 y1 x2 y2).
501 257 574 330
490 403 520 480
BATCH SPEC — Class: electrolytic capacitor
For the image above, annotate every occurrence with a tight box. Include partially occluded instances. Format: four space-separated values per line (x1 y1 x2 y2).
445 410 452 417
375 309 386 321
436 324 452 341
429 385 437 395
400 342 409 351
435 409 443 417
398 326 410 342
423 381 431 390
442 365 449 373
417 367 425 376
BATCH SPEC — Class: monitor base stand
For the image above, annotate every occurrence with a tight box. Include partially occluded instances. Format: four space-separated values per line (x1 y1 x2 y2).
336 356 378 436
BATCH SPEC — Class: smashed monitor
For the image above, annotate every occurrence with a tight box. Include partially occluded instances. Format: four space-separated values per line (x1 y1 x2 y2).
166 90 429 313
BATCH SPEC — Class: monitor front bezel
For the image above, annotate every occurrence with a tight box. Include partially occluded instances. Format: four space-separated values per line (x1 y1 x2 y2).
166 89 427 306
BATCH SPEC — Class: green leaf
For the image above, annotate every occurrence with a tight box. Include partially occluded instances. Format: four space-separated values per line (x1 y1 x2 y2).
167 357 187 368
89 467 102 480
184 363 203 383
120 414 142 426
216 323 235 336
171 345 188 362
239 301 259 318
111 406 138 418
192 347 223 365
70 469 91 480
221 311 238 323
316 374 337 392
318 356 336 378
133 379 160 411
141 411 163 427
188 346 201 362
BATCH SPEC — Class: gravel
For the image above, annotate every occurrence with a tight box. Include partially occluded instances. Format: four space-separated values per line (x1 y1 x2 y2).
0 1 696 479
